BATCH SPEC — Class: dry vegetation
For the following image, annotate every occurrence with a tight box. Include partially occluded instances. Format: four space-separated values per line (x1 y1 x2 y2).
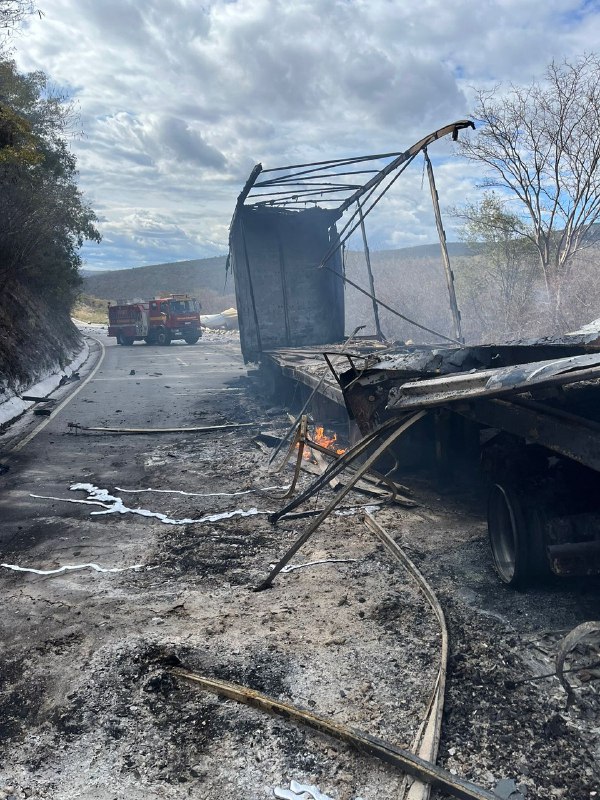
0 283 82 397
345 244 600 344
72 294 109 324
82 256 236 314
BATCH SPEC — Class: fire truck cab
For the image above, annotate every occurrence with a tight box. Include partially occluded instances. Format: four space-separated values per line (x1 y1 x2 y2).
107 295 202 346
146 295 202 345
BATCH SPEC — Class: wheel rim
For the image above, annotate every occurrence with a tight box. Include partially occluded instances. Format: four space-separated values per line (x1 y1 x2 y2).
488 483 519 584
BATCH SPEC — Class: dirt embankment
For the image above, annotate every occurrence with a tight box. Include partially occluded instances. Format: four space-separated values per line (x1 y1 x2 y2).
0 284 83 398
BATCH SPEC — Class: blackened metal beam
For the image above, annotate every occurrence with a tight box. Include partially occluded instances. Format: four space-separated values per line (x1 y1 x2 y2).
338 120 474 213
424 148 464 344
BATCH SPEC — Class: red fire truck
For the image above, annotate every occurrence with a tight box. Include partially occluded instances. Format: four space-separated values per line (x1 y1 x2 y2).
107 295 202 346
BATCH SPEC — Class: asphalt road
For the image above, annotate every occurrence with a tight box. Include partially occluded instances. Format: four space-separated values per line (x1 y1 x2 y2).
0 328 247 547
1 328 600 800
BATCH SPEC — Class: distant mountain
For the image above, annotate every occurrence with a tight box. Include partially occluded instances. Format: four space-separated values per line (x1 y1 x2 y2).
82 255 231 303
81 242 471 303
352 242 472 261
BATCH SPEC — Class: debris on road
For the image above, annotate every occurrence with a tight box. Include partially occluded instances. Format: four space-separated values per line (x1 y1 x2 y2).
21 395 57 403
116 484 291 498
67 421 259 434
2 330 599 800
1 562 145 575
279 558 357 574
555 621 600 706
171 669 502 800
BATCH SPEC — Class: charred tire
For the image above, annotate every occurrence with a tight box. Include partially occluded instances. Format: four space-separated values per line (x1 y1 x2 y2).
487 483 551 588
488 483 528 587
156 329 171 346
184 335 200 344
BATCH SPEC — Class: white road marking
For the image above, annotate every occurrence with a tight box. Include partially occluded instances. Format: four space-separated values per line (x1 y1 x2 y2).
10 335 106 453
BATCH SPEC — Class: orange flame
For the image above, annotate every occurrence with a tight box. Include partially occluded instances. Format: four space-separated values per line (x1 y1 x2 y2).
295 424 347 461
313 426 346 455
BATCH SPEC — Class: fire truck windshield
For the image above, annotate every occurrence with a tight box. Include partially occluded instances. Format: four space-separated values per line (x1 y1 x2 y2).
169 300 196 314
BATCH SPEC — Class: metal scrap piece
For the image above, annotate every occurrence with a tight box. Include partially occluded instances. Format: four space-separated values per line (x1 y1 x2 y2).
171 668 501 800
387 353 600 411
493 778 526 799
67 421 257 434
556 620 600 706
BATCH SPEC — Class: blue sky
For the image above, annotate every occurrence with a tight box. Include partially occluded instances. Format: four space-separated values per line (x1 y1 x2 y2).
10 0 600 271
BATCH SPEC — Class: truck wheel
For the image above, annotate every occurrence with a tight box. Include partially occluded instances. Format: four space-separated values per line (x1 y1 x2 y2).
487 483 530 587
122 336 134 346
156 329 171 346
487 483 551 588
184 335 200 344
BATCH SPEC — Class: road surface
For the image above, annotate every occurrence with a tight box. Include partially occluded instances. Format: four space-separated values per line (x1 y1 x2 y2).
0 327 599 800
0 329 248 547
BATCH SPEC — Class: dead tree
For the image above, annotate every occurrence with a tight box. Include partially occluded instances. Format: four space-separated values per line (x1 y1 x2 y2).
460 55 600 327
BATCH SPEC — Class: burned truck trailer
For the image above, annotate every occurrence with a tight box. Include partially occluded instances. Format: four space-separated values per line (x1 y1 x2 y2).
229 120 474 379
340 334 600 587
227 121 600 588
229 191 345 364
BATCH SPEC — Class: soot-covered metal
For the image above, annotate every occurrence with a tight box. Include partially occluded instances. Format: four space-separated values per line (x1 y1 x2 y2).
229 120 474 365
340 329 600 586
229 203 345 363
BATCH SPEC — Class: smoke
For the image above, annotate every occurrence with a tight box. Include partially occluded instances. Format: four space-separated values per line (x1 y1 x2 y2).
344 246 600 344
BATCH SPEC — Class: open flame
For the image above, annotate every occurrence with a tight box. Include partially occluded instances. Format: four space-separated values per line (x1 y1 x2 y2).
296 424 346 460
313 425 346 455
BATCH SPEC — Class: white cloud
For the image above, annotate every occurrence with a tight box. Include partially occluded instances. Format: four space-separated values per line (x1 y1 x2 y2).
10 0 600 269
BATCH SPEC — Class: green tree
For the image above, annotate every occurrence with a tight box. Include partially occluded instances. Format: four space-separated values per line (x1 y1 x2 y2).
459 55 600 327
453 193 539 340
0 59 100 306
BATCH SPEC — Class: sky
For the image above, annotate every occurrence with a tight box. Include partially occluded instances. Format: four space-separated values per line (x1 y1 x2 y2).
9 0 600 271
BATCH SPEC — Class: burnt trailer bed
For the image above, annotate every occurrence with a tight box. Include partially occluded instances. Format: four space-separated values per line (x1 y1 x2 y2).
228 122 600 588
340 330 600 587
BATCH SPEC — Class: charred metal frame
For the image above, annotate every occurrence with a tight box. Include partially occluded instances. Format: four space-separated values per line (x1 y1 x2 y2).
232 120 474 352
339 334 600 584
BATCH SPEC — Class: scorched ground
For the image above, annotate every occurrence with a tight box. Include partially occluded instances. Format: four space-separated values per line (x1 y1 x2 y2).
0 329 598 800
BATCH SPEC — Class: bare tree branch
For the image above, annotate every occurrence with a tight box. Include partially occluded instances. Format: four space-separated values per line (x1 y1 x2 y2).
459 54 600 324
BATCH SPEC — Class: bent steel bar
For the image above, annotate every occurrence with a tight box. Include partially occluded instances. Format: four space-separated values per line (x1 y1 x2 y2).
257 411 427 590
67 422 258 434
338 120 474 213
172 668 500 800
364 512 448 800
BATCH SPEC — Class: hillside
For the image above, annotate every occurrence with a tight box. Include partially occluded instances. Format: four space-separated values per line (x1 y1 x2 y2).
79 243 477 340
0 283 83 400
82 255 233 311
80 240 600 343
81 243 469 308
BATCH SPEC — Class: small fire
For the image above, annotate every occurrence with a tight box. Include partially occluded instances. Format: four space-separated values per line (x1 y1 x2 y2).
312 425 346 455
295 423 347 461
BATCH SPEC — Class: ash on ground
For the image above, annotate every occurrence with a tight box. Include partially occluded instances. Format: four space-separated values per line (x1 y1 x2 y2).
1 358 599 800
